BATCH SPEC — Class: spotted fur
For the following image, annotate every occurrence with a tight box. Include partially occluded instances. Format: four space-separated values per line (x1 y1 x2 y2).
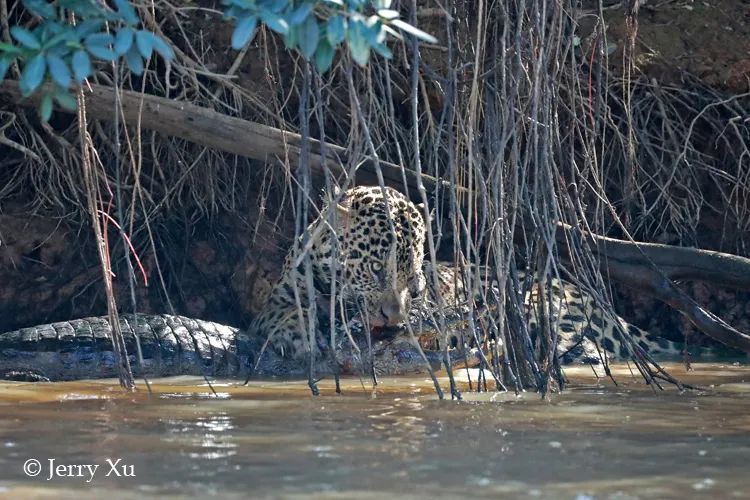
250 186 426 359
423 262 686 364
252 186 687 365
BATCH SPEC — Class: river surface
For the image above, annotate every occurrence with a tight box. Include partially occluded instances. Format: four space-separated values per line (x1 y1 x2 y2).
0 363 748 499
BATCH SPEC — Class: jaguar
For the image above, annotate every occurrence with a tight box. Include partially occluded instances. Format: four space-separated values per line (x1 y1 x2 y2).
250 185 687 366
249 185 428 360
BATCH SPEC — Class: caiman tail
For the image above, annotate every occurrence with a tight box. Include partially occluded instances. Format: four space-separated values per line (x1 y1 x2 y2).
0 315 247 381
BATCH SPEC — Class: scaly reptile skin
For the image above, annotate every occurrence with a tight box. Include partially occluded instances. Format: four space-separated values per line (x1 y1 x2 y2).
0 314 469 381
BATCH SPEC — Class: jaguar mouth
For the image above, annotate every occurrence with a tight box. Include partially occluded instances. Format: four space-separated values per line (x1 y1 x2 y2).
367 312 388 328
366 308 405 328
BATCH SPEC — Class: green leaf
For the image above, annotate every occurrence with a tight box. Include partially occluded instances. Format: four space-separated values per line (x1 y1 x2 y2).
20 53 46 95
0 42 23 55
24 0 57 19
86 33 115 46
86 44 117 61
114 28 134 55
231 15 258 49
135 30 154 59
72 50 91 84
299 16 319 59
125 46 144 75
260 11 289 35
63 0 104 17
53 88 78 111
363 18 385 45
85 32 116 60
288 3 313 25
326 16 345 46
283 25 298 50
347 21 370 67
132 31 173 61
389 19 437 44
97 6 122 23
114 0 139 25
46 54 71 87
348 39 370 67
150 34 175 60
45 21 66 36
44 30 76 50
314 39 334 73
10 27 41 50
371 41 392 59
75 20 105 38
40 92 53 121
266 0 288 13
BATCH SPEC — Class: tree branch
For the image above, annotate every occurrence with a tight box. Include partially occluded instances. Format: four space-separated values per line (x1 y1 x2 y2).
588 231 750 291
0 80 448 194
557 223 750 354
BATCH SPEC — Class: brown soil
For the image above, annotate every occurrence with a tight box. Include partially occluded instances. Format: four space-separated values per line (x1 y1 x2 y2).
584 0 750 93
0 198 289 332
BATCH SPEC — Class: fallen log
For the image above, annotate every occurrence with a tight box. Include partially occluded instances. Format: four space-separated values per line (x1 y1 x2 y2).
0 80 446 195
557 223 750 354
587 231 750 291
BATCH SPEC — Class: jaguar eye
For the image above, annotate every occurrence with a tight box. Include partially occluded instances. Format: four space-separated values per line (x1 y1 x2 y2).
371 261 383 273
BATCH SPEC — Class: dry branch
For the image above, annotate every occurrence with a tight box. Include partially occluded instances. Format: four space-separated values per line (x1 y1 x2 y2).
0 80 446 195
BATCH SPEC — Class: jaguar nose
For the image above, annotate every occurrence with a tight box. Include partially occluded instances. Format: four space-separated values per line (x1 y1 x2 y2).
381 301 407 326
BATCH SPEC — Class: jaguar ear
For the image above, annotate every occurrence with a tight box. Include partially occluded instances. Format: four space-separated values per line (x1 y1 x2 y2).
328 185 349 219
335 203 351 218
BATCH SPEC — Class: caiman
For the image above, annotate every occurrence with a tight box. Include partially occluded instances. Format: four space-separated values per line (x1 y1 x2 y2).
0 313 469 382
0 262 707 382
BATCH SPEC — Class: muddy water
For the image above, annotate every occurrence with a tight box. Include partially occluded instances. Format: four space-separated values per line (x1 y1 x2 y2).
0 363 748 499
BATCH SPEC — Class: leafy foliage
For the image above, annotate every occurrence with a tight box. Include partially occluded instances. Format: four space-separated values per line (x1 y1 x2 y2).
0 0 175 120
1 0 435 120
222 0 436 72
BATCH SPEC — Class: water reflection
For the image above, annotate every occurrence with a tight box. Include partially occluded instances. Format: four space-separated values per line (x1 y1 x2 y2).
0 362 747 498
162 413 237 460
367 396 428 457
